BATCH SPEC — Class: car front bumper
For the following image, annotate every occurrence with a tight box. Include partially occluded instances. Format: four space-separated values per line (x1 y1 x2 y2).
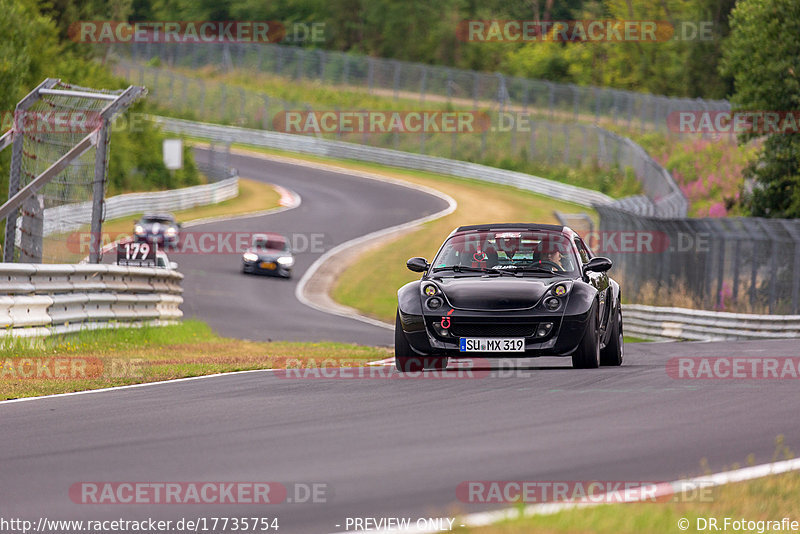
399 308 592 357
242 260 292 278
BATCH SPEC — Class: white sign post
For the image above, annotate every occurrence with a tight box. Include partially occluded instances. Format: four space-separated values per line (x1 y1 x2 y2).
163 139 183 170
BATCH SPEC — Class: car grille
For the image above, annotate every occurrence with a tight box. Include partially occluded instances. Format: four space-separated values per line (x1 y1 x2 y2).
450 322 535 337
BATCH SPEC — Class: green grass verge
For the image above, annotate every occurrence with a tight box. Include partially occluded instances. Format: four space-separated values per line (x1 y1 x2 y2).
0 320 390 400
623 335 649 343
454 469 799 534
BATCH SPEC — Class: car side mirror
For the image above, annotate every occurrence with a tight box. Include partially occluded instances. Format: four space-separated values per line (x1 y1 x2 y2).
584 256 612 273
406 257 429 273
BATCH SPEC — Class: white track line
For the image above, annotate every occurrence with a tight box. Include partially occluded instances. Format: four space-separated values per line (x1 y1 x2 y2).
0 368 279 405
329 457 800 534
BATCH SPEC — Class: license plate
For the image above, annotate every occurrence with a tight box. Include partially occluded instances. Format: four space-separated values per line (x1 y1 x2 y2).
260 261 277 270
459 338 525 352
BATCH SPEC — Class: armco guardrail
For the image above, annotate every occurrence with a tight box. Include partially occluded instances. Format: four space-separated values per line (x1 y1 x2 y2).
153 117 614 208
39 177 238 238
623 304 800 341
0 264 183 337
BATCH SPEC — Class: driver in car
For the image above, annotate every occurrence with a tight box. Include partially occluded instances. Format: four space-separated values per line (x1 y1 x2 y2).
541 249 565 271
535 236 570 272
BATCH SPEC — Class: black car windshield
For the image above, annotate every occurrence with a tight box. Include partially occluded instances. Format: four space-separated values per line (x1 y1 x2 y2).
431 230 579 276
253 235 289 251
141 216 175 225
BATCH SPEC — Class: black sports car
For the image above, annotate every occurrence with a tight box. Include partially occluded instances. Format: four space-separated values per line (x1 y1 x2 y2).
242 233 294 278
134 213 181 247
395 223 623 372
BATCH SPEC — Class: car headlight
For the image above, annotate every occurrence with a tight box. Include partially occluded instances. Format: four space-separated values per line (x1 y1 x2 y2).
422 283 439 297
134 225 145 235
165 227 177 237
544 297 561 311
551 282 571 297
427 297 442 310
277 256 294 267
243 252 259 262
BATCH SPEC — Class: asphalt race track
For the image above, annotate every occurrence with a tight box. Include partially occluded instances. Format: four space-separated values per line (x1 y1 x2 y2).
2 340 800 533
3 152 800 533
176 148 448 345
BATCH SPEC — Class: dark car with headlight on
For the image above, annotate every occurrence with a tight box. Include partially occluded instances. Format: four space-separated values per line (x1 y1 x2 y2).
242 233 294 278
134 213 180 247
395 223 623 372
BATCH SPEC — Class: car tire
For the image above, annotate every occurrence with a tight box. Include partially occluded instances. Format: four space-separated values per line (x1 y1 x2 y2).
600 303 623 366
395 311 424 372
572 305 600 369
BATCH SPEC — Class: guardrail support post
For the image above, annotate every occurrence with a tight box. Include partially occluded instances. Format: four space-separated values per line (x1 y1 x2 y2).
89 120 110 263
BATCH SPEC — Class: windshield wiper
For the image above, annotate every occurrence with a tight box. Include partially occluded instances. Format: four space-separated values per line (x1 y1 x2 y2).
509 266 561 274
432 265 518 276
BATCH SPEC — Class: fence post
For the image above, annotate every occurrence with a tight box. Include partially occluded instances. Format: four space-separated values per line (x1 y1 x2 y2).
168 72 175 105
256 45 264 72
472 72 479 108
393 61 401 101
89 119 110 264
219 84 227 122
446 69 453 103
262 95 270 130
419 67 427 103
367 58 375 94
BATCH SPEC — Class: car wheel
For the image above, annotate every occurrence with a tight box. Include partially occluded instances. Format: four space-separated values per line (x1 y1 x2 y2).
395 311 424 372
600 303 623 366
572 305 600 369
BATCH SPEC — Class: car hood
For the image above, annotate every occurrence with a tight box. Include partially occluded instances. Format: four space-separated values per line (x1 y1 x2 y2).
247 248 289 259
435 276 560 310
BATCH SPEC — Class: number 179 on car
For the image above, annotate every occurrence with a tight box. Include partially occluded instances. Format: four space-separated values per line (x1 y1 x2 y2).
459 338 525 352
